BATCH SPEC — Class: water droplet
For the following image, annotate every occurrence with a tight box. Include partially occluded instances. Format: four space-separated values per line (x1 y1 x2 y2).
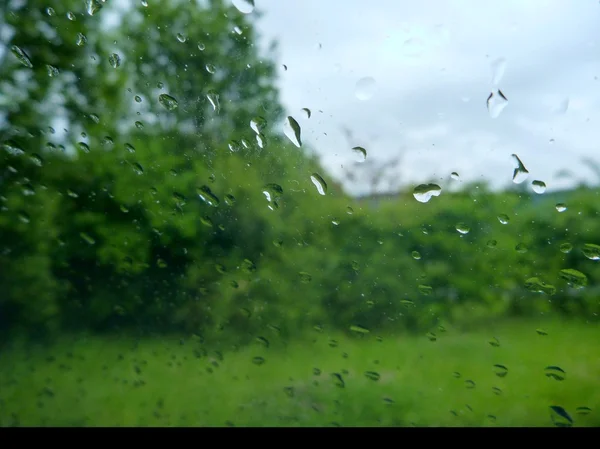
582 243 600 260
364 371 380 381
76 33 87 46
488 337 500 347
413 184 442 203
255 133 267 149
158 93 178 111
576 406 591 416
67 11 76 20
46 7 56 16
132 162 144 175
493 364 508 378
532 180 546 194
176 33 187 43
18 212 30 224
453 372 461 378
559 243 572 253
524 277 556 295
205 63 216 74
349 325 369 334
263 184 282 210
418 285 433 295
86 0 103 16
559 268 587 288
492 387 502 396
400 299 415 307
486 89 508 118
197 186 219 207
109 53 121 68
536 328 548 336
352 146 367 163
545 366 566 381
80 232 96 245
223 194 236 206
123 143 135 154
283 116 302 147
299 272 312 283
552 98 569 115
206 91 220 113
198 43 205 51
515 243 528 253
450 172 460 180
228 140 242 152
252 356 265 366
555 203 567 212
232 0 255 14
11 46 33 68
250 116 267 134
497 214 510 225
346 206 354 215
28 153 43 167
331 373 345 388
411 251 421 260
426 332 437 342
233 26 243 35
310 173 327 195
549 406 572 427
301 108 311 119
465 380 476 389
456 223 470 234
490 57 507 86
511 154 529 184
77 142 90 153
355 76 376 101
135 121 144 129
46 65 59 77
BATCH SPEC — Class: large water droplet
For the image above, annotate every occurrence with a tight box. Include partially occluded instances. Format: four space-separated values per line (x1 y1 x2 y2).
46 65 59 77
490 57 507 86
560 243 573 253
456 223 470 234
511 154 529 184
413 184 442 203
11 46 33 68
283 116 302 147
555 203 567 212
76 33 87 46
310 173 327 195
197 186 219 207
532 180 546 194
86 0 103 16
352 147 367 162
486 89 508 118
355 77 376 101
301 108 311 119
549 406 572 427
450 172 460 180
109 53 121 68
582 243 600 260
232 0 255 14
207 91 220 113
498 214 510 224
158 93 178 111
132 162 144 175
559 268 587 288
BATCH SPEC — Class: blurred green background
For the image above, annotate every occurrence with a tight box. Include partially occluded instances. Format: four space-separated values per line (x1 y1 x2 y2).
0 0 598 427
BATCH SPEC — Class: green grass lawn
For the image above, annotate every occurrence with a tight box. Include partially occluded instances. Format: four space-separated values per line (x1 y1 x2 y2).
0 318 598 427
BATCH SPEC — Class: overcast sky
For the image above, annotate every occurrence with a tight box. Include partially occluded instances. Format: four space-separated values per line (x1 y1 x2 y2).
243 0 600 196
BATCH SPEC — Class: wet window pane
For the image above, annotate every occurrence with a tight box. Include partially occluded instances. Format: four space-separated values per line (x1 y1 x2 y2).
0 0 598 427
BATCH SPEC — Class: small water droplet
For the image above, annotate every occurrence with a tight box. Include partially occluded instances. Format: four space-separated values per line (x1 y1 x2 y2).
549 406 572 427
46 65 59 77
559 243 572 254
233 26 243 35
544 366 566 381
283 116 302 147
486 89 508 118
450 172 460 180
511 154 529 184
197 186 219 207
46 7 55 16
515 243 528 253
198 43 205 51
67 11 76 20
555 203 567 212
490 57 507 85
346 206 354 215
426 332 437 342
349 325 369 334
263 183 283 210
364 371 380 381
252 356 265 366
559 268 587 288
582 243 600 260
355 77 376 101
301 108 311 119
525 277 556 295
418 285 433 295
86 0 103 16
76 33 87 46
352 146 367 163
310 173 327 195
109 53 121 68
299 272 312 284
124 143 135 154
158 93 178 111
576 406 591 416
18 212 30 223
487 239 497 248
331 373 345 388
532 180 546 194
176 33 187 43
413 184 442 203
11 46 33 68
456 223 470 234
206 91 220 113
465 380 476 389
536 328 548 336
232 0 255 14
77 142 90 153
205 63 216 74
250 116 267 134
135 121 144 129
80 232 96 245
493 364 508 378
497 214 510 224
488 337 500 347
411 251 421 260
132 162 144 175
